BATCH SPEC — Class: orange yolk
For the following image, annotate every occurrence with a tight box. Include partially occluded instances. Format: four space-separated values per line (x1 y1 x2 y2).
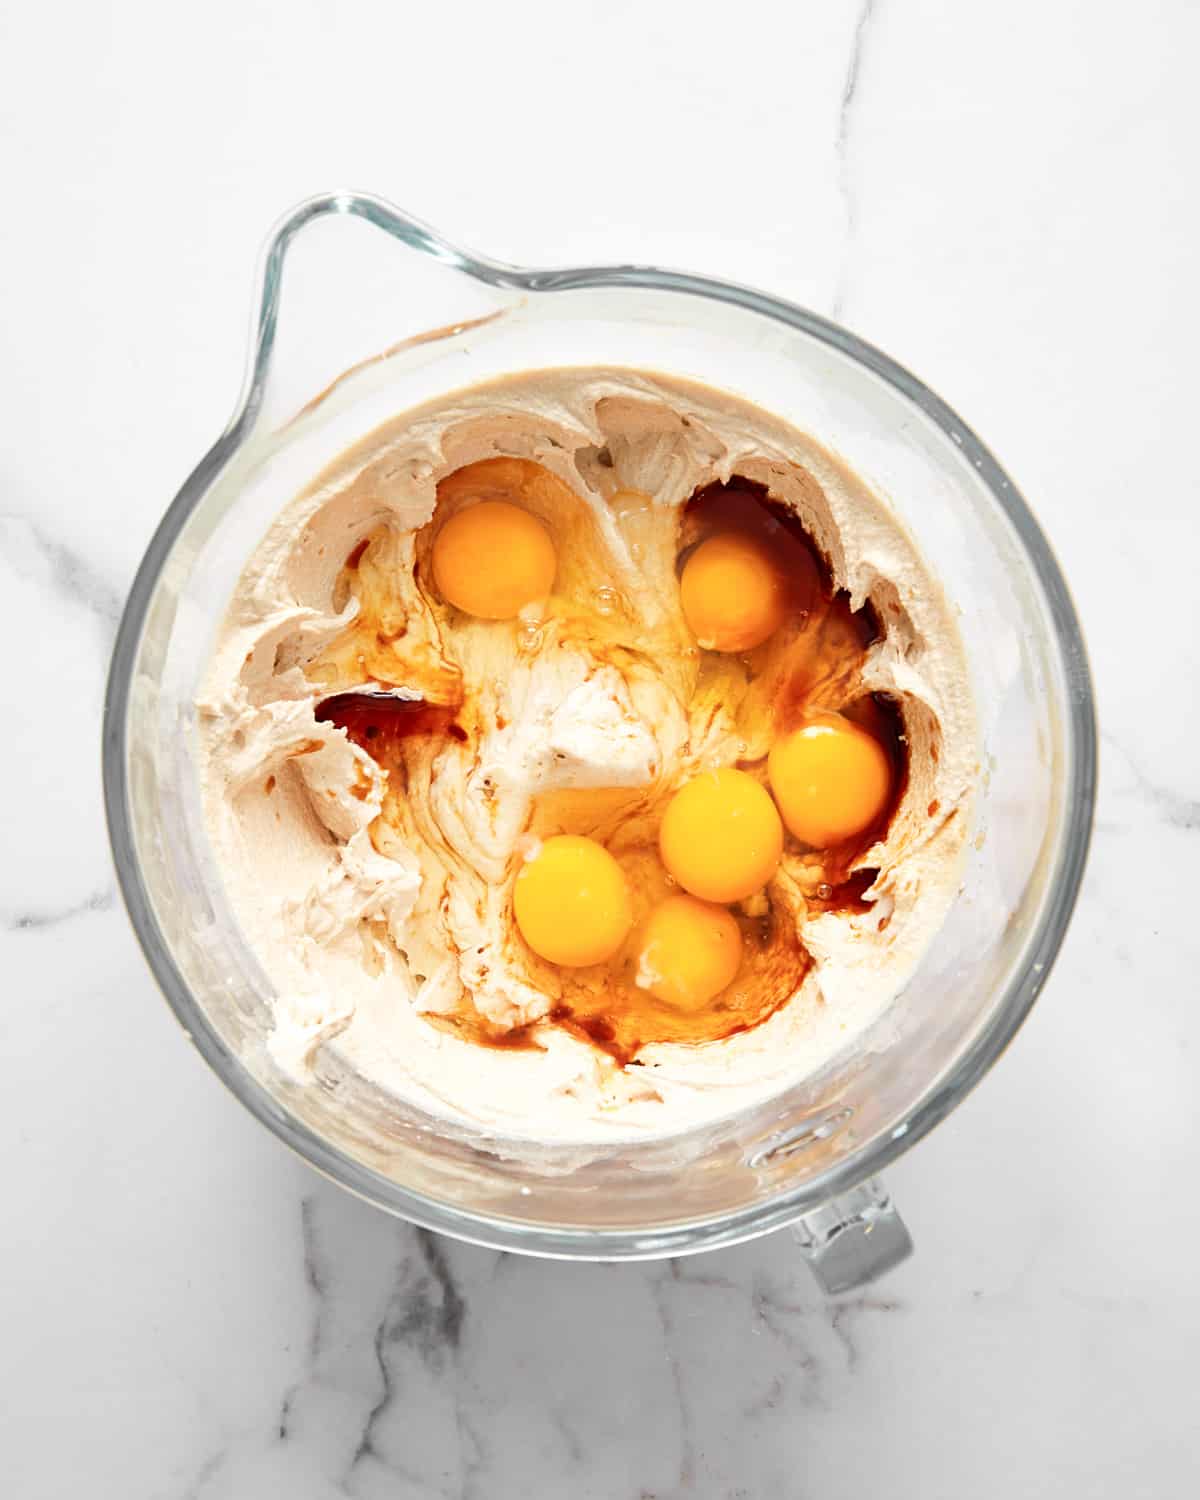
768 711 892 848
432 499 556 620
679 532 787 652
513 834 633 967
636 894 743 1010
659 767 783 903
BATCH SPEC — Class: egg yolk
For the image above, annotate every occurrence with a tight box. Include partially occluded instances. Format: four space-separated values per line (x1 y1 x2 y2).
659 767 783 903
767 711 892 848
513 834 633 967
432 500 556 620
679 532 787 652
636 894 743 1010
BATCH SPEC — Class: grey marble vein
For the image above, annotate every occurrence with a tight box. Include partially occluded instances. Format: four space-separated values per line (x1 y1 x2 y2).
412 1228 467 1355
2 884 114 932
300 1195 330 1360
455 1405 488 1500
178 1448 225 1500
0 512 123 646
350 1301 396 1471
741 1371 788 1421
1103 731 1199 831
277 1195 335 1442
548 1405 586 1465
749 1277 824 1405
668 1257 740 1293
648 1268 697 1494
832 0 879 321
345 1225 468 1487
826 1292 902 1370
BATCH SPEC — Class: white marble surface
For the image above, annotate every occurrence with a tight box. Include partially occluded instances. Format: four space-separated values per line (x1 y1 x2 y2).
3 1 1198 1495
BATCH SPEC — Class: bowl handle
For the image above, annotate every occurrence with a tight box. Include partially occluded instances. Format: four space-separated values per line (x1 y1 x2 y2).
790 1176 912 1292
230 191 522 436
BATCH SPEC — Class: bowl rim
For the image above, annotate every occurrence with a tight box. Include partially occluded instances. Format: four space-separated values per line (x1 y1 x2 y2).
102 189 1097 1260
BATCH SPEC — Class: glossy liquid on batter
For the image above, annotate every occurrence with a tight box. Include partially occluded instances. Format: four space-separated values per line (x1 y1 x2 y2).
313 465 905 1064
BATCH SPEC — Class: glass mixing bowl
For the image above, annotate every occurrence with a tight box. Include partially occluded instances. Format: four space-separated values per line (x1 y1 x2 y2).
103 192 1095 1290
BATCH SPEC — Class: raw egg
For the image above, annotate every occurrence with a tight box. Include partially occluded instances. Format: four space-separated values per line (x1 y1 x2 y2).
432 499 556 619
659 767 783 903
513 834 633 967
768 711 892 848
679 532 786 652
636 894 743 1010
